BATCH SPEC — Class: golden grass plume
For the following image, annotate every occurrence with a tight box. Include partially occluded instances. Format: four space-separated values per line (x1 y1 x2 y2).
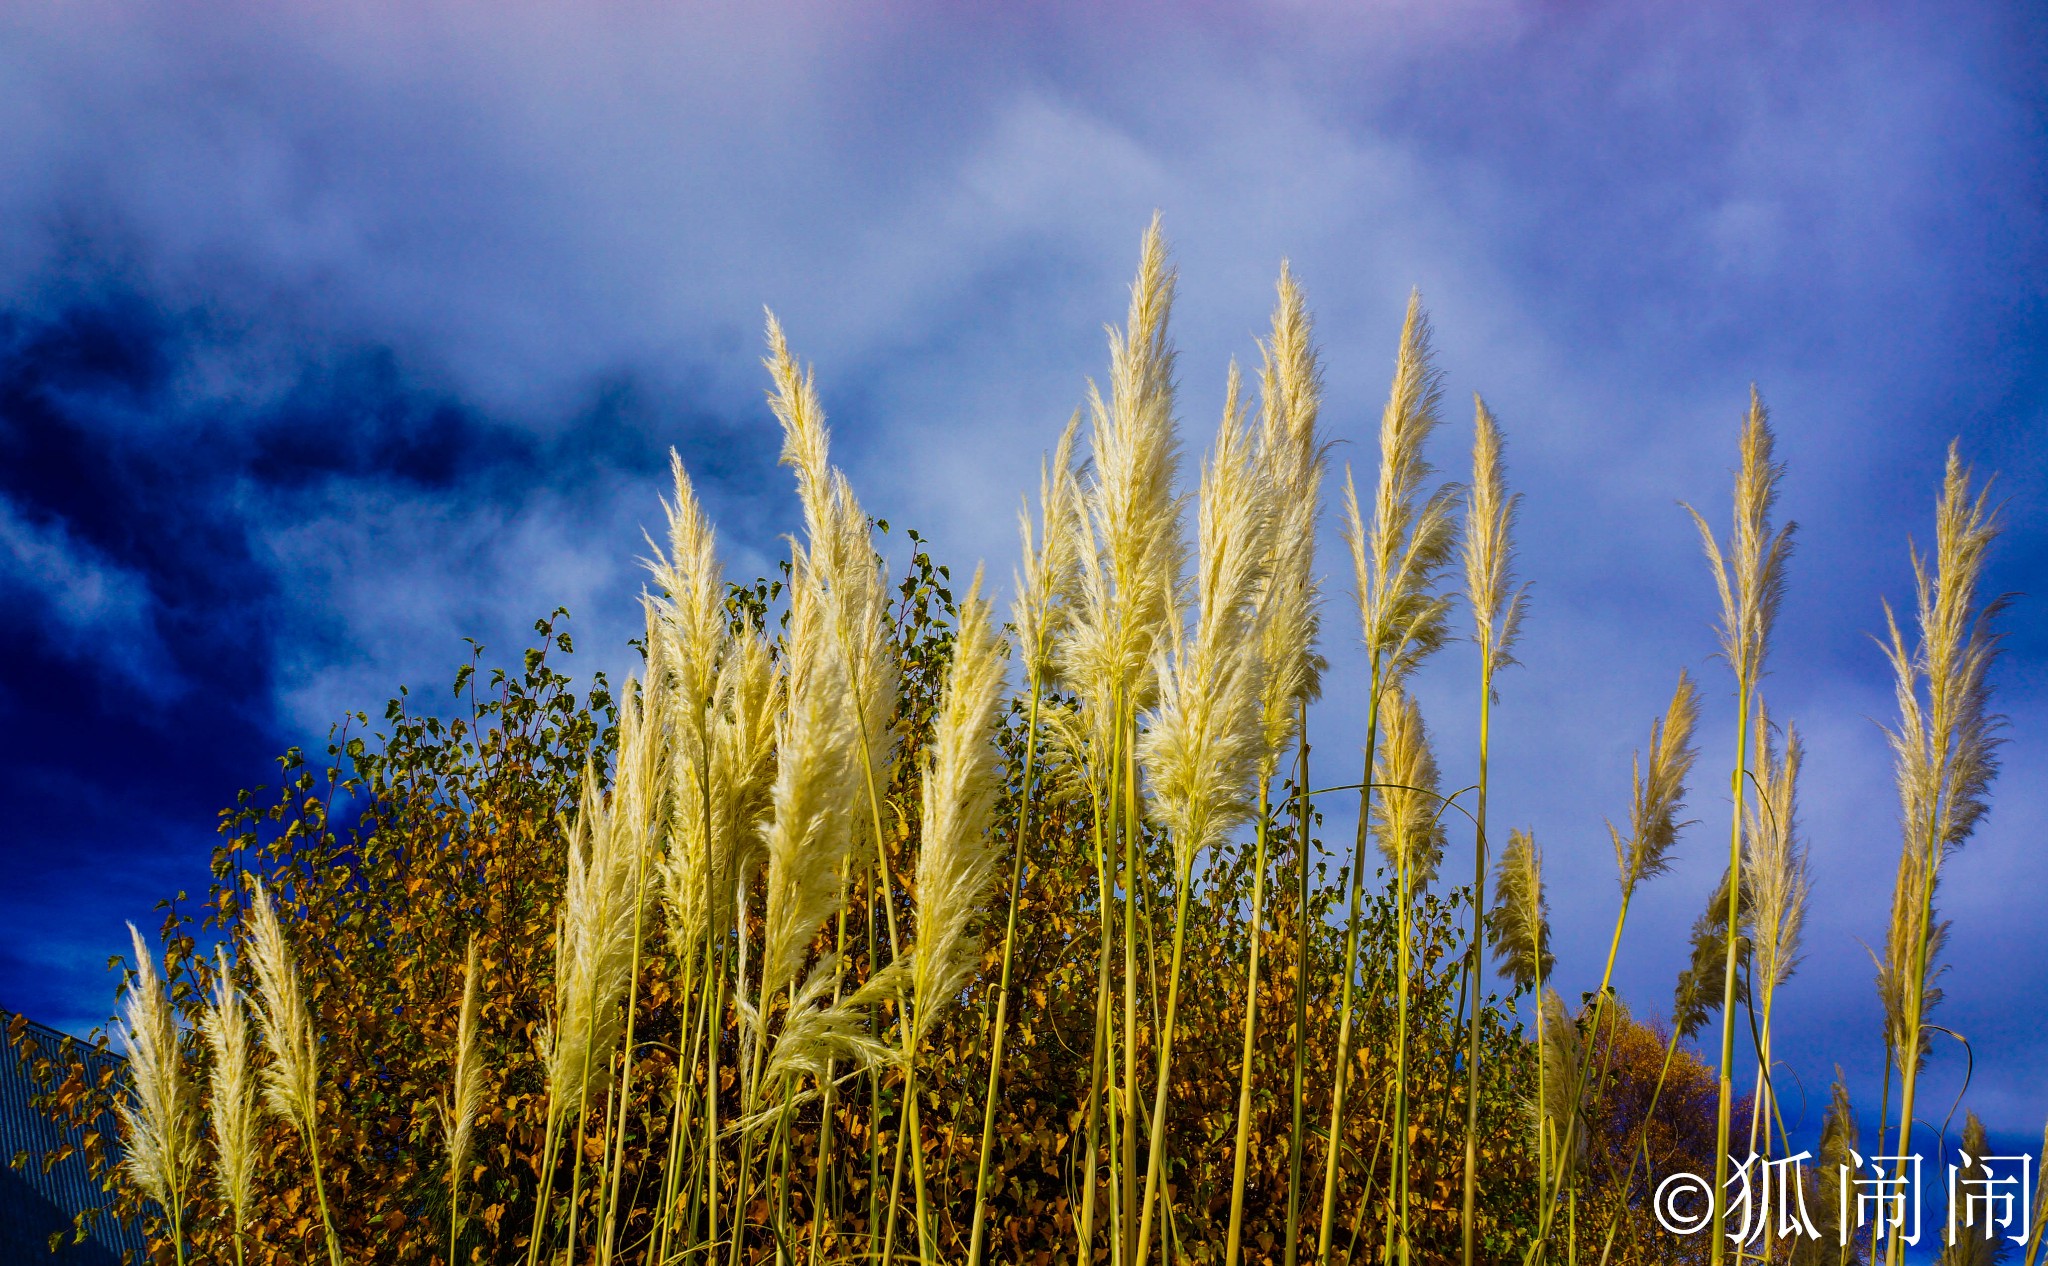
116 923 198 1222
198 947 257 1238
1609 671 1701 901
1142 364 1272 872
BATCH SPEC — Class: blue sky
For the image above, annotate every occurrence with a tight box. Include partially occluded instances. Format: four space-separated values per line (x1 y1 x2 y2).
2 0 2044 1192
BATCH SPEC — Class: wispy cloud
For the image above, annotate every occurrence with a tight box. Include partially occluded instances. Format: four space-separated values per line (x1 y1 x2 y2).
0 494 176 693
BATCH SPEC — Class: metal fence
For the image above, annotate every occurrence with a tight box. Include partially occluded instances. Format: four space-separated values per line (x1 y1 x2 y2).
1 1011 146 1264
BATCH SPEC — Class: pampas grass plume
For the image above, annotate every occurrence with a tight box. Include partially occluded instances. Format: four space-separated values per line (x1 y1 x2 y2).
1142 364 1272 872
1057 215 1187 746
117 923 198 1222
440 937 485 1200
1877 442 2006 1072
1346 290 1458 683
1014 411 1084 686
1536 988 1585 1178
1610 671 1701 901
1252 264 1327 770
541 667 665 1118
1745 710 1808 993
1686 387 1794 694
911 573 1010 1036
199 947 257 1240
1371 685 1447 890
765 314 898 800
647 449 728 717
1463 396 1526 678
247 879 321 1135
758 567 861 1010
1489 829 1551 992
1674 866 1753 1040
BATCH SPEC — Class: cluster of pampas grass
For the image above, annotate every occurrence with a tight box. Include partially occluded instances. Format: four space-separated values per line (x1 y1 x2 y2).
84 218 2037 1266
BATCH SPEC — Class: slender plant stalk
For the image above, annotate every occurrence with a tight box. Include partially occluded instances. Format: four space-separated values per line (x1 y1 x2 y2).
1460 678 1493 1266
1077 717 1123 1266
866 868 883 1256
652 943 703 1266
1710 694 1753 1266
1223 782 1273 1266
1394 789 1415 1261
599 760 663 1264
973 418 1077 1261
201 948 257 1266
1685 389 1791 1262
1592 1018 1689 1266
1316 650 1385 1261
1459 394 1525 1266
1526 676 1696 1263
969 676 1046 1263
1320 292 1455 1262
1881 448 2004 1266
1283 707 1313 1266
1121 718 1141 1266
1134 877 1194 1265
809 865 853 1265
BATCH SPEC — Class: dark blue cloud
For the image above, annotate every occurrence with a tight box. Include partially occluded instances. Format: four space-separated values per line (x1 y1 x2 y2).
0 271 786 1033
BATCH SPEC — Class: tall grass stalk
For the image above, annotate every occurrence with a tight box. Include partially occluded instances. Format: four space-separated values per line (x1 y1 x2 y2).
597 633 670 1266
247 878 343 1266
1591 1019 1690 1266
1224 262 1325 1266
897 576 1008 1264
1282 706 1314 1266
524 649 663 1266
1685 388 1791 1263
1135 366 1270 1264
745 556 860 1260
1053 216 1185 1266
199 948 256 1266
969 413 1082 1263
117 924 196 1266
1526 673 1697 1262
764 310 906 1264
1878 445 2005 1266
647 456 712 1266
1458 395 1525 1266
1374 682 1450 1263
1321 291 1456 1264
1073 710 1125 1266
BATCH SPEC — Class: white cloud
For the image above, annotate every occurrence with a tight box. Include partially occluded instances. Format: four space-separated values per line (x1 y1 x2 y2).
0 496 177 693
